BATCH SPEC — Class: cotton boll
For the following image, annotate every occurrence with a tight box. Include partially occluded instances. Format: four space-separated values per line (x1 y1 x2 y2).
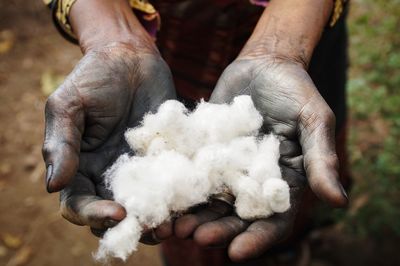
123 189 170 227
258 135 281 168
230 96 264 136
95 215 142 262
215 137 259 188
124 127 152 155
149 100 219 158
103 153 130 189
262 178 290 213
159 152 211 211
226 137 259 167
147 137 168 155
142 99 188 137
125 100 188 154
248 134 282 184
232 176 273 220
97 95 288 261
190 100 230 139
190 96 262 145
194 138 257 192
193 144 228 191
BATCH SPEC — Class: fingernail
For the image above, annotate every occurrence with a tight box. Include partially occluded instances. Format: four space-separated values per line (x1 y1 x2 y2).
104 219 119 228
91 227 106 238
340 185 349 200
45 165 54 193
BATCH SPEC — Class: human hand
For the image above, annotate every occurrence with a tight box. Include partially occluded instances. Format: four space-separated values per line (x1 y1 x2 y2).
42 43 176 235
172 55 348 261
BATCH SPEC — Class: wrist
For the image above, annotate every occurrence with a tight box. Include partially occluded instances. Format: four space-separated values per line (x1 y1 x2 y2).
69 0 157 54
238 39 310 70
239 0 333 69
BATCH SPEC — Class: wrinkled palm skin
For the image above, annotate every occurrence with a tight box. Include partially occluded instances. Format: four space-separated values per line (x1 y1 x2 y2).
43 45 347 261
173 57 347 262
42 44 176 231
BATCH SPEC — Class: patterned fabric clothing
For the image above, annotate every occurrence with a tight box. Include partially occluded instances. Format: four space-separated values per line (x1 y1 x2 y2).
152 0 264 104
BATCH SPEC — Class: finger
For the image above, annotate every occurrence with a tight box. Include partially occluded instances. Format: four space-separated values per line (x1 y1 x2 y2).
42 89 84 192
279 139 302 158
279 139 304 174
298 95 348 207
154 220 174 240
62 197 125 229
140 230 162 246
91 228 106 238
227 166 306 262
140 220 174 244
193 216 249 248
174 200 232 239
60 173 126 230
228 217 290 262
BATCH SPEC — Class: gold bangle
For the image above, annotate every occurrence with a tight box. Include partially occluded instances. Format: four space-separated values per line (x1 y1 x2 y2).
54 0 77 40
329 0 347 27
129 0 156 14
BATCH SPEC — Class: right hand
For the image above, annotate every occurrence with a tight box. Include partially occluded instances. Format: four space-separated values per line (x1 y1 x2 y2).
42 42 176 235
172 56 348 261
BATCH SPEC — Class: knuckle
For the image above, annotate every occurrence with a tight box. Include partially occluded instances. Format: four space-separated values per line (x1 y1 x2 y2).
325 153 340 170
45 83 82 117
300 111 319 132
41 144 51 159
44 93 58 113
299 93 336 131
300 107 336 136
45 91 68 119
60 199 85 226
320 108 336 126
42 140 57 160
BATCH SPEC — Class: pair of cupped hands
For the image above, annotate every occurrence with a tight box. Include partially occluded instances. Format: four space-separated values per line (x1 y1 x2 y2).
42 41 347 262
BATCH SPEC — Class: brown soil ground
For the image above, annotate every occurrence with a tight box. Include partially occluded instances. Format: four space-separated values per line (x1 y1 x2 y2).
0 1 399 266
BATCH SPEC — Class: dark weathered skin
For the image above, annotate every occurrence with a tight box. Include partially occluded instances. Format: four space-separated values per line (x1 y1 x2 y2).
42 43 176 231
169 0 349 260
172 56 347 262
42 0 349 262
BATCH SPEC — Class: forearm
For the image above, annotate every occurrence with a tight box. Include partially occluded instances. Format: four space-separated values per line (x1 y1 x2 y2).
69 0 155 53
241 0 333 68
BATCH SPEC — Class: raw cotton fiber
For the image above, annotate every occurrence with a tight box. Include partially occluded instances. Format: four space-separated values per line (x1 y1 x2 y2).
95 96 290 261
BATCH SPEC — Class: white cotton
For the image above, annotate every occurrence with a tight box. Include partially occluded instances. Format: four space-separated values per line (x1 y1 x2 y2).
125 100 189 156
190 96 263 145
96 95 290 261
231 176 273 220
248 134 282 183
263 178 291 213
95 215 141 262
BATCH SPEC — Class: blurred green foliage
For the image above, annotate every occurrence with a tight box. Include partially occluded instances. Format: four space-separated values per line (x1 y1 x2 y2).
343 0 400 238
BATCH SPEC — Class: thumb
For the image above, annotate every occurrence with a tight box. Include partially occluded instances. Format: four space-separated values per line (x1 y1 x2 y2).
60 173 126 230
42 90 84 192
299 95 348 207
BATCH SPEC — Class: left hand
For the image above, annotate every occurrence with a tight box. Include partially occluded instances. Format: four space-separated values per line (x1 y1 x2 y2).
173 54 348 262
42 44 177 238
